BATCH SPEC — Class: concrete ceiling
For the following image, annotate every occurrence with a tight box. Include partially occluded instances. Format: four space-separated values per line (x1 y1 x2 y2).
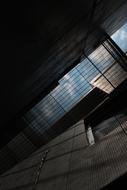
1 0 127 127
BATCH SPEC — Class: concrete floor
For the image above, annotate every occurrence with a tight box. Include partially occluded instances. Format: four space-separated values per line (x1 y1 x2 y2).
1 113 127 190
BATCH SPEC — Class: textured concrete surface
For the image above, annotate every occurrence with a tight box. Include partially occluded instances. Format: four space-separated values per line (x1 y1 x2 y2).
1 116 127 189
0 88 107 175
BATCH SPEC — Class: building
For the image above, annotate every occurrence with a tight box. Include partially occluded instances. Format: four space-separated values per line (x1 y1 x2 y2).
0 0 127 189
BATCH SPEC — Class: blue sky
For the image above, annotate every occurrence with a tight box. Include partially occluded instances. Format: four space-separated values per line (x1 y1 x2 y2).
112 23 127 52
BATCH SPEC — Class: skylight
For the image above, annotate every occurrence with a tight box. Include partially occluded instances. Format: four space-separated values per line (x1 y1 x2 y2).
24 24 127 134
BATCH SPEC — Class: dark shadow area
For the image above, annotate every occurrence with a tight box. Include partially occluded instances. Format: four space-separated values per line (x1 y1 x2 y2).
101 172 127 189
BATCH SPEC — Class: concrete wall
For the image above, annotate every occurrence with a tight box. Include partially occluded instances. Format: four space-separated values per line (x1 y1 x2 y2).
1 117 127 190
0 87 107 176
